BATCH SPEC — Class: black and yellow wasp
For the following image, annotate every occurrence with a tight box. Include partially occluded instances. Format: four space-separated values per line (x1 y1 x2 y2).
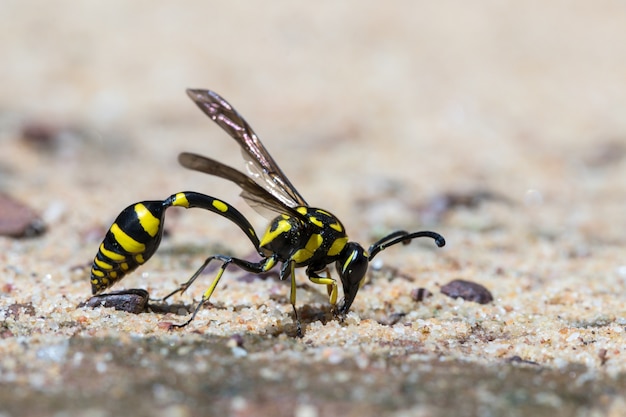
90 89 445 334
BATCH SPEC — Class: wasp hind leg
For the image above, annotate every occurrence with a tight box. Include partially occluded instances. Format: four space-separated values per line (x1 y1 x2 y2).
169 254 278 329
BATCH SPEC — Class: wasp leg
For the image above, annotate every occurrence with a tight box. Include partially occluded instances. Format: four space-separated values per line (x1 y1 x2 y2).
306 267 337 306
171 254 278 328
160 254 222 302
278 260 302 337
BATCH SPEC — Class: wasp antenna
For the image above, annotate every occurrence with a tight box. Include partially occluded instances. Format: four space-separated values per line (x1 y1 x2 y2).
368 231 445 260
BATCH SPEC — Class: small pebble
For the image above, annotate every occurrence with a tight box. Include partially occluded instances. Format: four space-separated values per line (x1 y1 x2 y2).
507 355 540 366
598 348 609 366
228 333 245 348
5 302 36 319
440 279 493 304
420 189 509 223
0 193 46 237
410 287 432 302
82 289 150 314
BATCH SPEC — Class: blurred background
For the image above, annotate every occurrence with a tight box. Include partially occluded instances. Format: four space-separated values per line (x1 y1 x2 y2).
2 2 626 415
0 0 626 195
2 0 626 287
2 1 624 202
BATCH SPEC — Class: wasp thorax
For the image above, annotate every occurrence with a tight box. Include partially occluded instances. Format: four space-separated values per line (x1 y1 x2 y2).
259 214 304 260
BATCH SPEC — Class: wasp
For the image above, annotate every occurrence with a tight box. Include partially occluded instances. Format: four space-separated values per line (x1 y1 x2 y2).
89 89 446 335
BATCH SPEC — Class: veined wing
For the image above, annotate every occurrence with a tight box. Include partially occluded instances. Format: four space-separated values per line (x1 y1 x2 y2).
186 89 308 209
178 152 307 220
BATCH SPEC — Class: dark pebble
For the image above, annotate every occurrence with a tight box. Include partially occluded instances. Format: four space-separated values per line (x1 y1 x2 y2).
507 355 540 366
420 189 511 223
5 302 36 319
583 140 625 168
410 287 433 302
440 279 493 304
0 193 46 237
377 312 406 326
21 120 62 149
82 289 150 314
229 333 245 347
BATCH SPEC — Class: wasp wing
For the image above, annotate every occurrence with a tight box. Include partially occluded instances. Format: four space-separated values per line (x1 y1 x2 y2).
186 89 308 209
178 152 306 220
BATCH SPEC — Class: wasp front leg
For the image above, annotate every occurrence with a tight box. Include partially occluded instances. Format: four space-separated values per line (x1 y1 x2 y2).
306 267 338 306
277 260 303 337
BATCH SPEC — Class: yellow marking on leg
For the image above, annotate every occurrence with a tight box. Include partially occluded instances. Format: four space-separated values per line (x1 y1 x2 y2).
110 223 145 253
202 266 227 302
172 192 190 208
292 234 323 263
212 199 228 213
328 283 337 305
327 237 348 257
308 275 338 305
260 219 292 248
99 243 126 261
262 257 276 272
308 276 335 286
289 262 297 306
322 268 337 305
135 203 160 237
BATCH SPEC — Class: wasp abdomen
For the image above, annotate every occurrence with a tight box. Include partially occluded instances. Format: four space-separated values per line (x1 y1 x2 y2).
90 201 166 294
90 192 261 295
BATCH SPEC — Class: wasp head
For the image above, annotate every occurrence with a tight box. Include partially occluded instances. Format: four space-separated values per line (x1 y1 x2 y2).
336 242 369 314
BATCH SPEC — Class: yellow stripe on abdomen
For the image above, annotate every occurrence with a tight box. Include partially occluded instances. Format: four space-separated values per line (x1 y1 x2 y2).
110 223 145 253
135 203 160 238
99 243 126 261
94 258 113 270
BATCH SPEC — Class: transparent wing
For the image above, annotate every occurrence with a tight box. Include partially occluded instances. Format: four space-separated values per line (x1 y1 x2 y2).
178 152 306 220
186 89 308 209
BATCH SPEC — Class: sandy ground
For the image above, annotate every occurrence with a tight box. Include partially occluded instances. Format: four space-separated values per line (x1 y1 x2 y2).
1 1 626 416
